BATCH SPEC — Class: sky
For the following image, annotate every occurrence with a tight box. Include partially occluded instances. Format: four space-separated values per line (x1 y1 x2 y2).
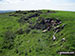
0 0 75 11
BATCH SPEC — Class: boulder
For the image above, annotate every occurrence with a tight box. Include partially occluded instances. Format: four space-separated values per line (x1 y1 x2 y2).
23 12 27 14
42 29 47 33
61 38 66 42
53 25 60 31
56 18 61 24
28 13 40 18
55 29 61 33
52 35 56 41
61 24 66 29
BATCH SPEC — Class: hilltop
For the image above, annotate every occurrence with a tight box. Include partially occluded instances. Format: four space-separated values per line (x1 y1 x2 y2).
0 10 75 56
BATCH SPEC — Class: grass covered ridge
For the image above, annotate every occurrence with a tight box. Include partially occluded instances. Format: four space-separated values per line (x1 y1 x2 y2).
0 10 75 56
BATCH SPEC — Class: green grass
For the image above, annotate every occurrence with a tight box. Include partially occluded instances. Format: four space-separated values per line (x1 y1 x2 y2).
0 10 75 56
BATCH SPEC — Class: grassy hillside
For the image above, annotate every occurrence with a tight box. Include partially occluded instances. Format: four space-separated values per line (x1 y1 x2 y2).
0 10 75 56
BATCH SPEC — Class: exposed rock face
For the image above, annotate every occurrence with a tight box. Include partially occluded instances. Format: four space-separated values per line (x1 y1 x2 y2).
17 10 66 42
29 17 62 31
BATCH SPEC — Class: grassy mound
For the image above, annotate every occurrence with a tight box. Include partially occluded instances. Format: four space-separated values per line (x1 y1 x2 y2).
0 10 75 56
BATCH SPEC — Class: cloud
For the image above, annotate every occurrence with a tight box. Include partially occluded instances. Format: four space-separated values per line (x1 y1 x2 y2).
51 3 75 11
0 0 24 3
6 0 24 3
0 0 75 11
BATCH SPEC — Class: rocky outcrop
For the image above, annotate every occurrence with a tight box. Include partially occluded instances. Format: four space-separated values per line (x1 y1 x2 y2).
29 17 62 31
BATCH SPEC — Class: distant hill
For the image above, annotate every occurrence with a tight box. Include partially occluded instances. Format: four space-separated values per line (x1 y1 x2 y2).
0 10 15 13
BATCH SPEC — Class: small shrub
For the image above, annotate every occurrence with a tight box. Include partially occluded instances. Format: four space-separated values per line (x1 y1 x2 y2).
18 16 28 24
0 50 2 53
15 49 19 53
4 30 15 41
16 28 24 34
3 30 16 49
29 49 32 53
25 28 31 34
25 52 28 56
